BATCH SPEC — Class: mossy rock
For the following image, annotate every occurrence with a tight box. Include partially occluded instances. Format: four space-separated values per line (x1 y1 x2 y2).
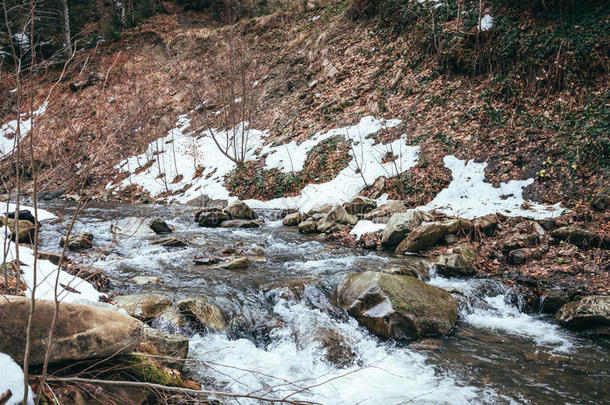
123 354 184 386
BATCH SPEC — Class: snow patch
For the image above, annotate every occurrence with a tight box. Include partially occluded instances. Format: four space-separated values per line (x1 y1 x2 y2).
479 14 494 31
111 115 419 213
0 352 35 405
4 203 57 221
0 102 48 157
2 240 104 304
422 155 562 219
350 220 385 240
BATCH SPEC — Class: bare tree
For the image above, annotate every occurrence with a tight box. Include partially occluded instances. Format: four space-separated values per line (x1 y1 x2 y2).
59 0 72 58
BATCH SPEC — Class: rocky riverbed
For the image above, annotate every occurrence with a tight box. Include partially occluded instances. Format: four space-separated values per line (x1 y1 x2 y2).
1 198 609 404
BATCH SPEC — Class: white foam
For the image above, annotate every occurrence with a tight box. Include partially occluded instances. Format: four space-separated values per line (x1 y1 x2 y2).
188 301 493 404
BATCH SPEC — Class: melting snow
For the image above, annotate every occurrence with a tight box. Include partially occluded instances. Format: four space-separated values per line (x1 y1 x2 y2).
0 102 48 157
0 352 34 405
422 156 562 219
350 220 385 239
479 14 494 31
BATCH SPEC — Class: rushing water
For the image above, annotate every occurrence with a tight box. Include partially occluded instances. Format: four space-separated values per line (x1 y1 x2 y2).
36 202 609 404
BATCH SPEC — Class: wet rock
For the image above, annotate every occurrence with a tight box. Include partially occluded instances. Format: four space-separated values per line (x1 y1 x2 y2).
130 276 163 285
501 233 539 252
382 258 430 280
0 296 142 365
395 219 468 253
139 325 189 371
60 232 93 251
381 210 433 247
540 289 570 314
345 196 377 215
363 201 408 223
591 192 609 211
336 271 458 339
434 248 476 277
1 217 35 243
6 209 36 224
39 188 65 201
151 237 186 247
218 256 250 269
193 255 221 265
155 306 185 329
361 232 379 249
282 212 303 226
225 200 258 220
408 338 443 351
555 296 610 331
149 219 172 234
247 247 265 256
298 219 318 233
551 226 608 249
113 293 172 321
220 219 262 228
177 297 227 330
196 209 230 227
317 206 358 233
186 195 227 208
36 251 65 265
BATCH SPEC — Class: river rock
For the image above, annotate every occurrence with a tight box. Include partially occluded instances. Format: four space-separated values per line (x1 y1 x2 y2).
382 258 430 280
113 294 172 321
555 296 610 331
314 328 356 368
434 247 476 277
317 206 358 233
540 289 570 314
60 232 93 251
130 276 163 285
0 296 142 365
282 212 303 226
472 214 498 235
298 219 318 233
551 226 608 249
149 218 172 234
395 220 453 253
1 217 35 243
381 210 433 247
177 297 227 330
345 196 377 215
225 200 258 220
196 208 230 227
501 233 539 252
6 209 36 224
361 232 379 249
336 271 458 339
139 325 189 370
218 256 250 269
307 203 333 216
36 251 65 265
151 237 186 247
247 246 265 256
220 219 262 228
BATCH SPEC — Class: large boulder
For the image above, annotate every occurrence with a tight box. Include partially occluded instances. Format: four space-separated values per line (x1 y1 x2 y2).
336 271 458 339
395 219 470 253
555 296 610 331
298 219 318 234
433 246 477 277
363 201 408 222
113 294 172 321
1 217 35 243
381 210 433 247
282 212 303 226
196 208 231 227
0 296 142 365
307 203 333 216
225 200 258 220
177 297 227 330
317 206 358 233
345 196 377 215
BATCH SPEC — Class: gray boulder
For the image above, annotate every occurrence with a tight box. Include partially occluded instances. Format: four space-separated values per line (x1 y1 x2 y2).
113 293 172 321
555 296 610 331
381 210 433 247
0 296 142 365
336 271 457 339
282 212 303 226
345 196 377 215
177 297 227 330
149 219 172 234
225 200 258 220
317 206 358 233
60 232 94 251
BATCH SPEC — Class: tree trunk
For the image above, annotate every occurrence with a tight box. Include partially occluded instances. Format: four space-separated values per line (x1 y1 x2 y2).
60 0 72 58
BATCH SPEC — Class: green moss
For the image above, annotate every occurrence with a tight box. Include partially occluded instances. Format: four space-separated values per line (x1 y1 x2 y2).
124 354 184 387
